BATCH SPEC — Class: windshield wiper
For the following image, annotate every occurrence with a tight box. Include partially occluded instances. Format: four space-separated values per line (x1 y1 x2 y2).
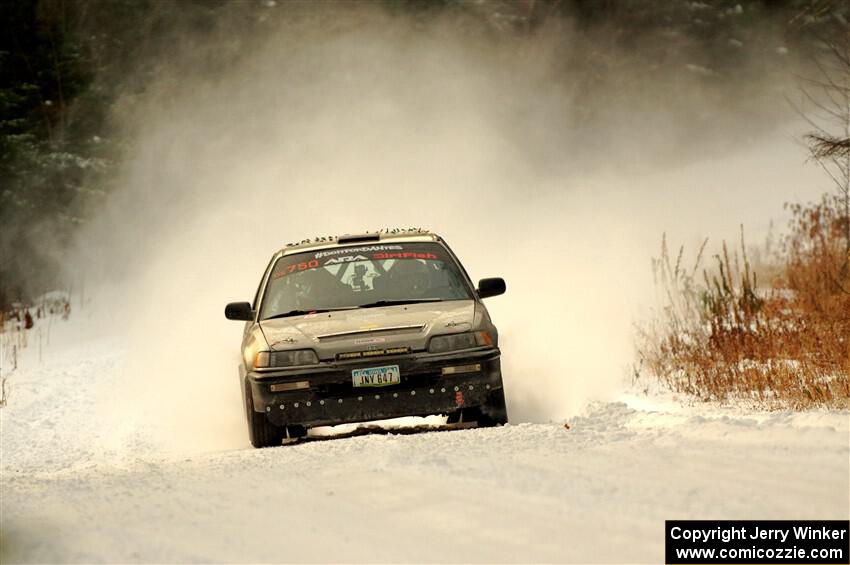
356 298 444 309
264 299 444 319
263 307 357 321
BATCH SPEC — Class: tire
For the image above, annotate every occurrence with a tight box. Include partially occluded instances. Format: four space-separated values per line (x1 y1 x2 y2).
446 410 463 424
446 387 508 427
244 379 285 448
477 387 508 427
285 424 307 439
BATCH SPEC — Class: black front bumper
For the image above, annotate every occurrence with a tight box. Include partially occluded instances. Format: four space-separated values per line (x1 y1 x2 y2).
248 348 503 427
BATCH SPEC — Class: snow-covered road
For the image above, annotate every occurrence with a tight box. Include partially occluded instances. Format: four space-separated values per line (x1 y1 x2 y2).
1 320 848 563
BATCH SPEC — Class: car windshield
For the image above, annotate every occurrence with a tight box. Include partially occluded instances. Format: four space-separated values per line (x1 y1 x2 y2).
259 242 473 320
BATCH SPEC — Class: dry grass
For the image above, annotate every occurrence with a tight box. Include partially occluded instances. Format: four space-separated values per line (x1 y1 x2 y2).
637 195 850 409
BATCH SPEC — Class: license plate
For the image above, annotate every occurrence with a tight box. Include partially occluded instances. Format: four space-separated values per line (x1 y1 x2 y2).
351 365 401 388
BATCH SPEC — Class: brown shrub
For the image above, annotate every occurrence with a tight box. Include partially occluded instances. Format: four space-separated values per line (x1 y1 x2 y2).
637 195 850 409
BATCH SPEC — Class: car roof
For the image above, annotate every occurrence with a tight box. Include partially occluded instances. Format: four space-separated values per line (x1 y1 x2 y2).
276 229 442 257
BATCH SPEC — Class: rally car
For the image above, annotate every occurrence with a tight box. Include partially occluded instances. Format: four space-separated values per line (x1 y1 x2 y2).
225 229 507 447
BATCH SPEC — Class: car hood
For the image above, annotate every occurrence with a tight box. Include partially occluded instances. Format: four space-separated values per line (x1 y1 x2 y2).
259 300 476 360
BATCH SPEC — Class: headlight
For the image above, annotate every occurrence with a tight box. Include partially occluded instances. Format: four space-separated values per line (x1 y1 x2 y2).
428 331 492 353
254 349 319 369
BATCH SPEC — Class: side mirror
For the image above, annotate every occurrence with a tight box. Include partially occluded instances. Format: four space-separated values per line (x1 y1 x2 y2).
477 278 506 299
225 301 254 321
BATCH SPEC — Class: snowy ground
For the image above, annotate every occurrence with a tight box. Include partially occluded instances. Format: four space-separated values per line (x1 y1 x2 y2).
1 318 848 563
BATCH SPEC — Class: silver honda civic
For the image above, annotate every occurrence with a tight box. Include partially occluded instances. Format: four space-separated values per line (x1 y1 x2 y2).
225 229 507 447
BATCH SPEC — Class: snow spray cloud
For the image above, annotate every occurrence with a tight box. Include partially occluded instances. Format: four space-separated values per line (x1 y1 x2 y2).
71 3 820 452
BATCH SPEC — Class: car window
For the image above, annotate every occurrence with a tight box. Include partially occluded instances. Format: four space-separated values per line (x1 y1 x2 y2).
259 243 473 319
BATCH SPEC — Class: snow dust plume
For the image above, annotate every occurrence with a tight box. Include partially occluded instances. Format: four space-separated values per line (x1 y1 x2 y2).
69 5 821 453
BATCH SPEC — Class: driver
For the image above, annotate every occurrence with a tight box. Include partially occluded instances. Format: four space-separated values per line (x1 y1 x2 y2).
387 259 431 297
293 267 351 309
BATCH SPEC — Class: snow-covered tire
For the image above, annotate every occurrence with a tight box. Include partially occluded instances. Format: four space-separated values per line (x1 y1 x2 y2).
244 379 285 448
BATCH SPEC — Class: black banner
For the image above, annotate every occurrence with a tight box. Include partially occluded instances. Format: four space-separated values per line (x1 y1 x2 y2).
666 520 849 564
336 347 411 360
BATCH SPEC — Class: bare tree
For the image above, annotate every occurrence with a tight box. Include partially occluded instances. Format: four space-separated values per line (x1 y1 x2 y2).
795 17 850 258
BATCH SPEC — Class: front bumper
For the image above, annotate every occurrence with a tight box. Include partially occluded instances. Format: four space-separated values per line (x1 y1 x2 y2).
247 348 503 427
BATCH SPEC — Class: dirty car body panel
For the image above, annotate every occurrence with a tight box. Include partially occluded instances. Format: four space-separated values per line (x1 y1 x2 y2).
226 230 507 447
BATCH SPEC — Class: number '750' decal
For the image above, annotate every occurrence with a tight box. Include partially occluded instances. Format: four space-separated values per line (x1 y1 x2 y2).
272 259 319 279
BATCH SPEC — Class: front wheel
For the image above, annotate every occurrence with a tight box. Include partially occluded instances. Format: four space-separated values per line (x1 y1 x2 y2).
447 387 508 427
478 386 508 427
244 379 285 448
